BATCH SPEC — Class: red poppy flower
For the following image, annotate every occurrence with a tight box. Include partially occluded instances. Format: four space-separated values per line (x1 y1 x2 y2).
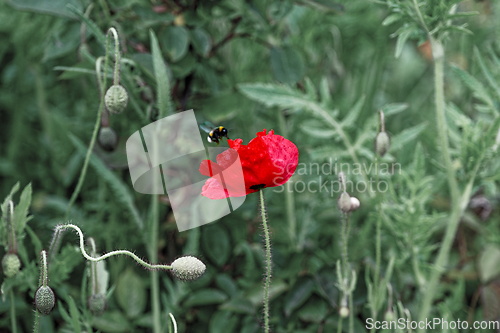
199 129 299 199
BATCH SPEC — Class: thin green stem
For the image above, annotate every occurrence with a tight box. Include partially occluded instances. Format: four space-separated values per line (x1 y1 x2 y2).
88 238 98 295
337 318 343 333
66 28 116 219
260 189 272 333
341 213 349 281
109 27 120 85
32 311 40 333
150 194 161 333
412 0 429 33
349 292 354 333
416 37 464 331
10 289 17 333
53 224 172 270
309 104 374 198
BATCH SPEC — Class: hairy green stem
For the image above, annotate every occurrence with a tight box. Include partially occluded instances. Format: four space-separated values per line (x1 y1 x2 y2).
150 194 161 333
41 250 48 287
260 189 272 333
66 28 117 218
32 311 40 333
10 290 17 333
53 224 172 270
417 37 462 331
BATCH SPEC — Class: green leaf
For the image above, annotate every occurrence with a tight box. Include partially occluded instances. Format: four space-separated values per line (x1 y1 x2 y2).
92 311 131 333
394 26 413 59
244 278 288 306
381 103 409 116
390 122 427 151
297 298 328 323
270 46 304 84
300 123 335 138
190 27 211 57
8 0 82 18
201 224 230 267
382 13 402 26
284 278 315 317
183 288 228 307
451 65 495 110
474 46 500 101
479 245 500 283
160 26 189 62
68 296 82 333
302 0 344 12
13 183 32 235
341 95 365 128
150 30 174 118
220 298 255 314
67 5 106 48
69 134 144 230
238 83 303 109
115 268 147 318
209 310 239 333
215 274 239 297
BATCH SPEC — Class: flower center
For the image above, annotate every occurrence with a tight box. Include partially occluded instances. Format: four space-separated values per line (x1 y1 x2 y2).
250 184 266 190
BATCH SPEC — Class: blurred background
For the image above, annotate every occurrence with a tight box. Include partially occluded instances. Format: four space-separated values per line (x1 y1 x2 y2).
0 0 499 332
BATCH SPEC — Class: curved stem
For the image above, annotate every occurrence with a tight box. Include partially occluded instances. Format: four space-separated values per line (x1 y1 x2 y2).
260 190 272 333
53 224 172 270
66 29 116 219
108 27 120 85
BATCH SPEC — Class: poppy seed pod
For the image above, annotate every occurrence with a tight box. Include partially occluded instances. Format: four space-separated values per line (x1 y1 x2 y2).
375 131 390 157
104 85 128 114
35 286 56 315
2 253 21 278
98 127 118 151
171 256 206 281
88 294 108 316
338 192 351 213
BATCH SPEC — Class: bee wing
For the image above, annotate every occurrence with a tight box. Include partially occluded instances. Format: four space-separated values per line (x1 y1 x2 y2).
200 124 213 133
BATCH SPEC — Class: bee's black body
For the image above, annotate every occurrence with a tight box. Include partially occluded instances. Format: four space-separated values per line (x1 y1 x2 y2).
200 122 229 145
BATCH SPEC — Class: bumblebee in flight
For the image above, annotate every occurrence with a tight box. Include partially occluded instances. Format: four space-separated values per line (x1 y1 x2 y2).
200 121 229 145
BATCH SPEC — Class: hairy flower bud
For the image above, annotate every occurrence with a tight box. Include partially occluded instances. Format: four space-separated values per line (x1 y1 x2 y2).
35 286 56 315
2 253 21 278
98 127 118 151
171 256 206 281
88 294 108 316
104 85 128 114
375 131 390 157
338 192 351 213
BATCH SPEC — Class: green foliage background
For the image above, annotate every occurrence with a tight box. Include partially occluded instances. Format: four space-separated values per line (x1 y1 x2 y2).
0 0 500 332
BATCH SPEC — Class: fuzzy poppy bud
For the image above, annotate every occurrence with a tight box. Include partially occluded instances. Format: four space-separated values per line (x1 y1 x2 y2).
104 85 128 114
339 306 350 318
338 192 351 213
350 197 360 211
2 253 21 278
171 256 206 281
35 286 56 315
98 127 118 151
375 131 390 157
88 293 107 316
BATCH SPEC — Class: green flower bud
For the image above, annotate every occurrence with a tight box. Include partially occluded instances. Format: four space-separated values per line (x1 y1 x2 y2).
339 306 350 318
98 127 118 151
35 286 56 315
384 310 396 322
171 256 206 281
375 131 390 157
104 85 128 114
2 253 21 278
87 293 108 316
338 192 351 213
